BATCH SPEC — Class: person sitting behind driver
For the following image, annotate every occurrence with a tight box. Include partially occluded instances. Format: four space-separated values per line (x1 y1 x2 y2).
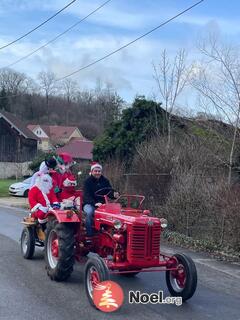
83 162 119 237
30 157 57 188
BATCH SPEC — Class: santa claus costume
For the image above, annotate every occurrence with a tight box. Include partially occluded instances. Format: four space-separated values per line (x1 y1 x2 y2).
50 152 76 201
28 174 59 224
30 157 57 188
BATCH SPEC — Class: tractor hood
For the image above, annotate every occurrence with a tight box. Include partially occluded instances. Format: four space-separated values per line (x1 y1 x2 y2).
95 204 160 227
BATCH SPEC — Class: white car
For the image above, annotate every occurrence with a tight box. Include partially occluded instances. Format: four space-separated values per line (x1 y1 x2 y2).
9 177 32 197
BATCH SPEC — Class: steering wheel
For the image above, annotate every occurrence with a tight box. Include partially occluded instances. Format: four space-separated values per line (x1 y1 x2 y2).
94 187 115 197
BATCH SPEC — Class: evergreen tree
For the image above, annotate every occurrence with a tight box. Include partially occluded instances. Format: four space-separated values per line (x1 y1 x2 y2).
93 97 166 163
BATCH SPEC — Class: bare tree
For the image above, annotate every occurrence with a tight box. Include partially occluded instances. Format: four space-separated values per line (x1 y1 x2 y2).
60 78 78 124
190 35 240 246
38 71 57 117
0 68 37 115
192 35 240 185
0 68 28 94
153 49 192 148
61 78 77 103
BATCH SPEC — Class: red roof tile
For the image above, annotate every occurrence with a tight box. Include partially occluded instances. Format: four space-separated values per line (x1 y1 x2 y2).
49 126 78 139
27 124 50 137
27 125 81 140
57 138 93 160
27 124 38 131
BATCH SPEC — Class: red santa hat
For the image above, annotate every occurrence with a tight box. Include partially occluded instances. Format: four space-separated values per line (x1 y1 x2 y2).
58 152 73 164
90 161 102 172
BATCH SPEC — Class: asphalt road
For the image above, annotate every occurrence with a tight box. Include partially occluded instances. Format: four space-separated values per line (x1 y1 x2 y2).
0 205 239 320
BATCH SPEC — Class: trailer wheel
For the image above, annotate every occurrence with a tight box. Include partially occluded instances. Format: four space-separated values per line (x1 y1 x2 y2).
21 227 35 259
84 255 110 308
166 253 197 301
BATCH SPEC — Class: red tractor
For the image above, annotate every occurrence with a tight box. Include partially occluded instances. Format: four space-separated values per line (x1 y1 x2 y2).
21 188 197 307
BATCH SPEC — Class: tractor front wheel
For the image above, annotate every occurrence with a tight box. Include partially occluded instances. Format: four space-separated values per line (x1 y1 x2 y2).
84 255 110 308
45 220 75 281
166 253 197 301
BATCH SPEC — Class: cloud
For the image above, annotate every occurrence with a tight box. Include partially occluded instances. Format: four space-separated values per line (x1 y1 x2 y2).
1 0 239 103
177 14 240 35
0 0 148 30
0 31 175 100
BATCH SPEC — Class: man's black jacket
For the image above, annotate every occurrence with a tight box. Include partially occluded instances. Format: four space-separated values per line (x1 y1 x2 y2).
83 175 113 206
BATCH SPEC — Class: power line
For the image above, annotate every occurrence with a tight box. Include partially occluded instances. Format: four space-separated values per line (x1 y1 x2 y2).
3 0 112 69
56 0 205 81
0 0 78 51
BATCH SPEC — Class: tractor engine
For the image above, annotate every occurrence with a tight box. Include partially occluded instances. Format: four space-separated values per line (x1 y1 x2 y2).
126 218 161 267
101 216 162 268
94 199 164 268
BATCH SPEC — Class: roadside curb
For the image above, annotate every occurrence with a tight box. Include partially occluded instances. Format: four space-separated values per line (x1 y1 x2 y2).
0 203 28 210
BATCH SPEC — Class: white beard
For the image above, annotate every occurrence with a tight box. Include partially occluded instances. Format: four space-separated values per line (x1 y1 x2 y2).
41 182 52 194
36 174 52 195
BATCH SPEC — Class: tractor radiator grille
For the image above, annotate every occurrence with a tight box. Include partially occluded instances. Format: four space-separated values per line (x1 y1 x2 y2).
128 224 160 261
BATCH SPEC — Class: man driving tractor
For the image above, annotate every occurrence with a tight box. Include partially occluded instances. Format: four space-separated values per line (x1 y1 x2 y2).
83 162 119 237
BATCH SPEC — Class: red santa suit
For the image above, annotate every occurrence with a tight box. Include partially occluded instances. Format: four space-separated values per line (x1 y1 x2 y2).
28 174 58 223
50 153 76 201
50 170 64 195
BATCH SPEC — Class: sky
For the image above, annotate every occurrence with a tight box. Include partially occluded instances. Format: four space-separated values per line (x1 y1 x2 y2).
0 0 239 106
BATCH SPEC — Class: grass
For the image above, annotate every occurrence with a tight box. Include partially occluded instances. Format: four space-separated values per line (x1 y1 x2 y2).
0 179 17 197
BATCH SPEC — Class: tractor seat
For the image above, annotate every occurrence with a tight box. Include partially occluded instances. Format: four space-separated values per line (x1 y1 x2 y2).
21 216 37 225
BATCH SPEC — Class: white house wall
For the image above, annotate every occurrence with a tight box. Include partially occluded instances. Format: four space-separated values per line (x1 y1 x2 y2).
33 126 49 138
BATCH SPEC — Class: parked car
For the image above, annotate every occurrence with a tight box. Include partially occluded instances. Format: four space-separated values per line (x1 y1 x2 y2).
9 177 32 197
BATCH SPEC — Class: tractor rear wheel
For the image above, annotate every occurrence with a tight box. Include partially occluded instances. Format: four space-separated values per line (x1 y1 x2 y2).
21 227 35 259
45 220 75 281
84 254 110 308
166 253 197 301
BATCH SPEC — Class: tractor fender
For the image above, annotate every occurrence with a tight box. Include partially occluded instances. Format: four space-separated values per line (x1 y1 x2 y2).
47 209 81 223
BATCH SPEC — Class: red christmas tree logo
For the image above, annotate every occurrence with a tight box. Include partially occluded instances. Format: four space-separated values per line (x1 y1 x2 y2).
93 280 124 312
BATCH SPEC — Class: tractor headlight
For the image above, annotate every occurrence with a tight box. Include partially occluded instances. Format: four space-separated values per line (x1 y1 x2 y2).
113 219 122 230
160 218 168 228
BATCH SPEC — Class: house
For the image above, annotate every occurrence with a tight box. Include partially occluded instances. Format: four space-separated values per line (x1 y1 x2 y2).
27 125 84 151
56 138 93 164
0 110 38 178
27 125 50 151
